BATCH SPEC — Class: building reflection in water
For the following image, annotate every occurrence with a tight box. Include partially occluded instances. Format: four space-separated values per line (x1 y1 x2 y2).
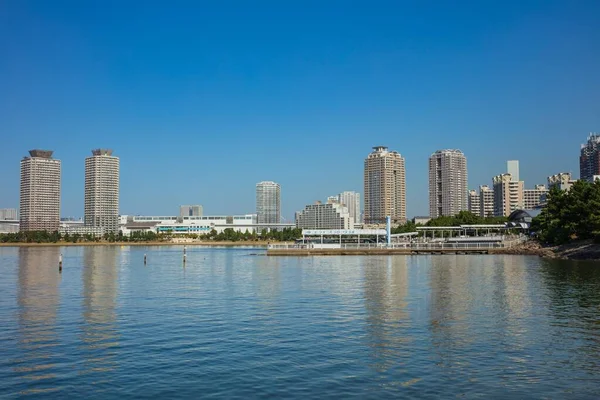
16 247 61 392
80 246 120 375
428 255 535 371
362 256 410 372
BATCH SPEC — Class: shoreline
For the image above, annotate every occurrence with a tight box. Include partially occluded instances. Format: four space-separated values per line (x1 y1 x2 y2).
0 241 271 248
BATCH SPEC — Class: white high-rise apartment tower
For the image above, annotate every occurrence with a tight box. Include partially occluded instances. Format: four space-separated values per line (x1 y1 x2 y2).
20 150 61 232
84 149 120 233
429 150 468 218
339 191 361 224
364 146 406 224
256 181 281 224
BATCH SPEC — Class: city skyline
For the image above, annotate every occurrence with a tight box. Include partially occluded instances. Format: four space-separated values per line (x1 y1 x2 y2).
0 2 595 220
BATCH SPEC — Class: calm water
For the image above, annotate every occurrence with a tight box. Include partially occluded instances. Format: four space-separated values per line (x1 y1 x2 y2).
0 247 600 399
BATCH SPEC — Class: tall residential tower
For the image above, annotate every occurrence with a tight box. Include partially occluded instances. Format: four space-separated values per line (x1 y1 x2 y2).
20 150 61 232
256 181 281 224
428 149 468 218
338 191 361 224
580 133 600 182
364 146 406 224
84 149 120 233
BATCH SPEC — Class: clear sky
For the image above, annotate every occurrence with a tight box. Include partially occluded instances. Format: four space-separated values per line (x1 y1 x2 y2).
1 0 599 220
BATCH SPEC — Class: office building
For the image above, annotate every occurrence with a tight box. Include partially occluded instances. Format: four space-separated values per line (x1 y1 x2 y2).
84 149 120 234
256 181 281 224
295 201 353 230
0 208 18 221
364 146 406 224
479 185 494 218
339 191 361 224
547 172 576 191
507 160 520 182
20 150 61 232
468 190 480 216
180 205 203 217
580 133 600 182
493 174 524 217
523 184 548 209
429 149 468 218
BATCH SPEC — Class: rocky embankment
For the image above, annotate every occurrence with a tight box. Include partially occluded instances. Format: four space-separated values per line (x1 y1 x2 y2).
500 240 600 261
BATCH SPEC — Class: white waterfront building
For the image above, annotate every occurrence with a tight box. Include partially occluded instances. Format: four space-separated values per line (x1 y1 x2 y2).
295 201 353 230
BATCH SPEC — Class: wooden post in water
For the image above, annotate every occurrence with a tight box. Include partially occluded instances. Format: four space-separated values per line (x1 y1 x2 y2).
144 254 147 265
183 245 187 264
59 254 63 272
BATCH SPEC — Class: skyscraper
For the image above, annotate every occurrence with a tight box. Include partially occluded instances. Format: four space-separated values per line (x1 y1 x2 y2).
84 149 120 233
580 133 600 182
428 149 468 218
180 205 203 217
256 181 281 224
20 150 61 232
364 146 406 224
339 191 361 224
507 160 520 182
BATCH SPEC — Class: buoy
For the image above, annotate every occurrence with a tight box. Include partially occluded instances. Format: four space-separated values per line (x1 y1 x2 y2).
144 254 147 265
59 254 63 272
183 253 187 264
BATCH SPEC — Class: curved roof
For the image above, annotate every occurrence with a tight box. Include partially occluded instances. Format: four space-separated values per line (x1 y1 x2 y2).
508 209 542 221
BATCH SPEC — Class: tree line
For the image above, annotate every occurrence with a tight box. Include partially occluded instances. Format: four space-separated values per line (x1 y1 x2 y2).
532 180 600 245
0 230 161 243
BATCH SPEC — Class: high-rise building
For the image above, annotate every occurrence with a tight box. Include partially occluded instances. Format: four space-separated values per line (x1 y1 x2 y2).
548 172 576 191
295 201 353 229
20 150 61 232
84 149 120 233
0 208 18 220
256 181 281 224
523 184 548 209
493 173 524 217
180 205 203 217
327 195 340 204
338 191 361 224
507 160 520 182
468 190 480 216
364 146 406 224
580 133 600 182
479 185 494 218
428 149 468 218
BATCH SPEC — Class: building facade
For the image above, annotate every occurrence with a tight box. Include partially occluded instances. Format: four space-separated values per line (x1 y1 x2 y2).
523 184 548 209
0 208 18 221
20 150 61 232
295 201 353 230
548 172 576 191
493 174 524 217
364 146 406 224
468 189 480 216
338 191 361 224
580 133 600 182
84 149 120 233
428 150 468 218
479 185 494 218
180 205 203 217
256 181 281 224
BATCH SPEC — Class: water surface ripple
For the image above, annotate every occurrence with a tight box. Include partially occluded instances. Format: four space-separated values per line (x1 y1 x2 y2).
1 246 600 399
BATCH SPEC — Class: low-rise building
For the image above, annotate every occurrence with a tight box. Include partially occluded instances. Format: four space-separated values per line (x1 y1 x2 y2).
0 208 18 221
412 216 431 225
296 201 353 229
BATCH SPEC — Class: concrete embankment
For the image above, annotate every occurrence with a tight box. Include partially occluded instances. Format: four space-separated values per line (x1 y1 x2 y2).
267 248 492 256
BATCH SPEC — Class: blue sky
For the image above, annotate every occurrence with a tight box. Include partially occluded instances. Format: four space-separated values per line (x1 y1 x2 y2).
1 0 599 220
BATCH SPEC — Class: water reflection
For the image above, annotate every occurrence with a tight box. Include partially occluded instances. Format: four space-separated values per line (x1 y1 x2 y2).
15 247 61 393
80 246 120 376
363 256 410 372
